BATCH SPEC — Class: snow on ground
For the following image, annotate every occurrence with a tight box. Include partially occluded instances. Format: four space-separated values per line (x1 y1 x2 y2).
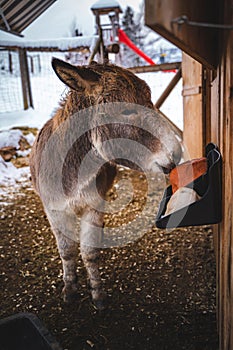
0 157 30 188
0 155 30 207
0 129 23 148
0 128 35 148
0 127 35 203
0 108 54 131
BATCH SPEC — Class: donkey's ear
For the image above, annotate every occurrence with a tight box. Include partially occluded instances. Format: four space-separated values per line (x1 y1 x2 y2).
51 58 101 90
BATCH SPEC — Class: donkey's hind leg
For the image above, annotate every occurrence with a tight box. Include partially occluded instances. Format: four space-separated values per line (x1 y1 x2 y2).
80 209 106 310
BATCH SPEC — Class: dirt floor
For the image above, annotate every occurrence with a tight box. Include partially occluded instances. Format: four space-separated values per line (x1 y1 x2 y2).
0 168 218 350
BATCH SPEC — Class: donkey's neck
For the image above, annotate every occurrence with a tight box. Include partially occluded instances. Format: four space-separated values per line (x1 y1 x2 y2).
53 90 98 130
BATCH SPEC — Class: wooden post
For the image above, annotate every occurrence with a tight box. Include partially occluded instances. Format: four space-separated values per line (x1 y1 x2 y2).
182 53 204 158
88 36 101 64
18 48 33 110
30 56 34 74
37 54 41 73
94 14 105 64
8 52 12 73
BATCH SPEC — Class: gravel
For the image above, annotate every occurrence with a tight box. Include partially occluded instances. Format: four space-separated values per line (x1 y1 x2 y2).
0 168 218 350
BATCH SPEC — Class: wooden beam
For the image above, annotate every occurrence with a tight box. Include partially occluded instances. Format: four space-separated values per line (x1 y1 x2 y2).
154 67 182 109
128 62 181 73
0 26 23 37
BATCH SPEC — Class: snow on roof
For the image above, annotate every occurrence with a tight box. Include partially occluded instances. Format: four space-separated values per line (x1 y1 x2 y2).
91 0 122 11
0 35 98 51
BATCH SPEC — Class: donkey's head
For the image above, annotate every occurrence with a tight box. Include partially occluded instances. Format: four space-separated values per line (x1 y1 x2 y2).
52 58 181 174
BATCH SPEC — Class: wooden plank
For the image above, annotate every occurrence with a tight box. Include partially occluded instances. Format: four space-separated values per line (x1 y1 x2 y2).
145 0 219 69
182 53 203 158
10 0 56 33
2 0 28 20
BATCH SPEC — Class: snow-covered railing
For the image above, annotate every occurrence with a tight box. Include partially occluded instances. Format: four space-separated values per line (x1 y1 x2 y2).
0 35 98 52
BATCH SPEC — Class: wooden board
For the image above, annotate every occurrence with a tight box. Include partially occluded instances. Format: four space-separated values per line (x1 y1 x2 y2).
145 0 219 69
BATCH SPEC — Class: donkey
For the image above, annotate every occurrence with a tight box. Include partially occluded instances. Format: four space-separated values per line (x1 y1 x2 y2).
30 58 181 309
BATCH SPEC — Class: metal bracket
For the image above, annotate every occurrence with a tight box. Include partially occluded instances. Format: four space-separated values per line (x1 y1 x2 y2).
171 15 233 30
0 6 10 31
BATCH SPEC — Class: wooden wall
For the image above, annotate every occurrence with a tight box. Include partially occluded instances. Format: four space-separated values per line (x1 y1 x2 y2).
145 0 233 348
211 25 233 349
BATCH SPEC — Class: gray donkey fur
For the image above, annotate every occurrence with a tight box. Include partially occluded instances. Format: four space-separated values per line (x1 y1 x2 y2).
30 58 181 309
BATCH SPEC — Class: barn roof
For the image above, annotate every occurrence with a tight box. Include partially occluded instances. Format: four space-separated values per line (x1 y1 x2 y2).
0 0 57 37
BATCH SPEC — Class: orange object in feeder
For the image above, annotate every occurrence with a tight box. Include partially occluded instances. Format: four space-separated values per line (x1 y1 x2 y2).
169 157 208 193
156 143 222 228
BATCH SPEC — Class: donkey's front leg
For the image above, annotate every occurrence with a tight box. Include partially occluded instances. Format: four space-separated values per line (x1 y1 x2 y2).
53 228 79 303
80 209 106 310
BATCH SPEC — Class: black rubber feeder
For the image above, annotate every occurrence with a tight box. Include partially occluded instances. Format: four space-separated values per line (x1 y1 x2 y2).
156 143 222 229
0 313 62 350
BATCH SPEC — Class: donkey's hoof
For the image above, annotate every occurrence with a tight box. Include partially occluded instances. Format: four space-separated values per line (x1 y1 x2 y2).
63 293 77 303
92 291 108 311
92 296 108 311
62 286 78 303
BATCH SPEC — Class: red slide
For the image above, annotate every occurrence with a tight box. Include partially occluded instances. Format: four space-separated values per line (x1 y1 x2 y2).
118 28 176 72
118 28 155 65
